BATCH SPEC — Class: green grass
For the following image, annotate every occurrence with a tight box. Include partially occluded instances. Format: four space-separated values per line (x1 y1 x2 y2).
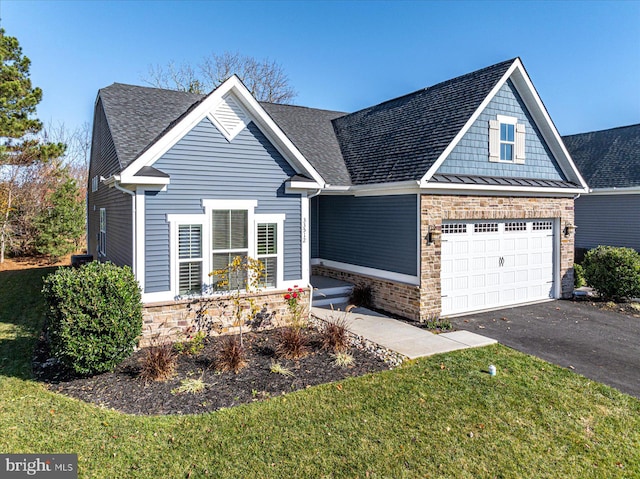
1 267 639 478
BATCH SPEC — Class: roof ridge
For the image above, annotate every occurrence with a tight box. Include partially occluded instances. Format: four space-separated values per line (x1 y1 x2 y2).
104 82 206 97
260 101 347 116
563 123 640 138
344 58 517 117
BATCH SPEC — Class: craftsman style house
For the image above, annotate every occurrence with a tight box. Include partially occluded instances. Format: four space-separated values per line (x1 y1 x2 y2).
87 57 588 328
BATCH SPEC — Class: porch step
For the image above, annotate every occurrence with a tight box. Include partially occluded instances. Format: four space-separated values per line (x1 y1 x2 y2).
310 275 353 308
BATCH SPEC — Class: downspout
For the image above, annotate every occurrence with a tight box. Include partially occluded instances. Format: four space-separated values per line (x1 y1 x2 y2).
113 181 136 277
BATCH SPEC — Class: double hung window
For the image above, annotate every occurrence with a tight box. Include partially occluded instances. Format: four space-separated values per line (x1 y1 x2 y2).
178 224 203 295
489 115 525 164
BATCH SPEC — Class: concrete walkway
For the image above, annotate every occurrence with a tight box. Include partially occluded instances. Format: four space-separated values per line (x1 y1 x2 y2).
311 305 496 360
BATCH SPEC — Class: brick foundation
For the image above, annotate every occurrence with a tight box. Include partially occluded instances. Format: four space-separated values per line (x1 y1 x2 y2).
311 265 421 321
140 289 309 347
312 194 575 322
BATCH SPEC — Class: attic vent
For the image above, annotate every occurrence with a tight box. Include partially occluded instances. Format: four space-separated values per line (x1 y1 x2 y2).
210 94 249 141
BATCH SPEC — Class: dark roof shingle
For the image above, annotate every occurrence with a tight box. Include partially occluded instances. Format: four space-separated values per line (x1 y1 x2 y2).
260 103 349 185
99 83 203 169
563 124 640 189
332 59 515 185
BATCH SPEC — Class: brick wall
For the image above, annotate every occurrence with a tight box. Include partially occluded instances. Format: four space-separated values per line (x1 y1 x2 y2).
420 194 575 318
311 265 421 321
140 289 309 347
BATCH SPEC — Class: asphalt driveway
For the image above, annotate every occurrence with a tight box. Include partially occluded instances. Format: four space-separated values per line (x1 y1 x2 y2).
450 300 640 398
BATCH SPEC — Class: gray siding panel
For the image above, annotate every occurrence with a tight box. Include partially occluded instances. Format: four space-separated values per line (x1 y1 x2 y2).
145 119 301 293
317 195 418 276
575 194 640 251
87 98 132 267
438 80 566 181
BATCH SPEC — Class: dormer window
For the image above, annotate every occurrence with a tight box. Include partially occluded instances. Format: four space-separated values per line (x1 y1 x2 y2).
489 115 525 164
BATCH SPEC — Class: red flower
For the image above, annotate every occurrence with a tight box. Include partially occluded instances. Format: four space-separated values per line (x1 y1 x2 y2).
284 294 291 300
298 288 304 293
292 292 298 299
288 288 293 292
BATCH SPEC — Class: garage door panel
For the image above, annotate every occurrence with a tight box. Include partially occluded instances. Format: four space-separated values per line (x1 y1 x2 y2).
441 219 555 316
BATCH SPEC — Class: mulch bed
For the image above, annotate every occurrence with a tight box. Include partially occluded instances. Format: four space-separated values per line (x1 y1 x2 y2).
33 327 390 416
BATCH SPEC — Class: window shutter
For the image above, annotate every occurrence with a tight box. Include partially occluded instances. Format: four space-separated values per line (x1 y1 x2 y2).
257 223 277 255
515 123 526 164
489 120 500 162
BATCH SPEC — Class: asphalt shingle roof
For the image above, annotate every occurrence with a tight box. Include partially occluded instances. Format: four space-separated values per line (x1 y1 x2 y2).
260 103 350 185
98 59 520 186
563 124 640 189
332 59 516 185
99 83 203 169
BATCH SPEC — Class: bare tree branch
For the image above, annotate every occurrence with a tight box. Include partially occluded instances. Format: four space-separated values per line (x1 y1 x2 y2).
144 52 297 103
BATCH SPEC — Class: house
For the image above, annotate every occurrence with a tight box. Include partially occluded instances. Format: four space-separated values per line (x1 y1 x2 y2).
87 57 588 338
563 124 640 255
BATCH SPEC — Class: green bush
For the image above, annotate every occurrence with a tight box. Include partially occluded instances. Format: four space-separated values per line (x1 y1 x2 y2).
582 246 640 301
573 263 586 288
42 261 143 375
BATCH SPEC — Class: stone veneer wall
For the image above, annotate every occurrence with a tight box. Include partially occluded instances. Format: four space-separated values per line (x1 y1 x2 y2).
312 194 575 322
140 289 308 347
311 265 421 321
419 194 575 319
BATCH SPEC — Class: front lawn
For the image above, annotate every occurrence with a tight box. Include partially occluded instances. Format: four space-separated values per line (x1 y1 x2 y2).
1 266 639 478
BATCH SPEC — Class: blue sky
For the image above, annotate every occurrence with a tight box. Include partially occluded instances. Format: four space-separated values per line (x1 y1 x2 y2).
2 0 639 136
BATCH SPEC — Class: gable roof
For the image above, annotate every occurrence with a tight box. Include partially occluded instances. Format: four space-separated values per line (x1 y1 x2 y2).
99 83 203 169
260 103 349 185
562 124 640 189
95 58 586 193
332 59 516 185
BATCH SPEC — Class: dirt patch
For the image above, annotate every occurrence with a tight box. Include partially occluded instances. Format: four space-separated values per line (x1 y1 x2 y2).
34 328 390 415
580 299 640 318
0 254 76 271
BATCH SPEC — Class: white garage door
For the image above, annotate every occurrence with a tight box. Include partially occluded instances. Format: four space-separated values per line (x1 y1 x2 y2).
441 220 555 316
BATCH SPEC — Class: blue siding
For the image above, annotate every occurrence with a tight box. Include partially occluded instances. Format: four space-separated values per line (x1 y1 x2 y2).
145 119 301 293
437 80 566 180
87 99 132 267
575 194 640 252
317 195 418 276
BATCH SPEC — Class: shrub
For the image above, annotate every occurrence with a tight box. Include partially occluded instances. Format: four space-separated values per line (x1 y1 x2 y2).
171 376 206 395
216 336 247 373
332 352 355 367
139 340 178 382
42 261 143 376
174 330 206 356
276 326 308 360
350 284 373 308
320 316 351 353
573 263 586 288
582 246 640 301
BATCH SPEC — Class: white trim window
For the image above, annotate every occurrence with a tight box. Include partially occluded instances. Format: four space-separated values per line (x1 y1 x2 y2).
211 209 249 291
178 224 203 295
489 115 525 164
98 208 106 257
168 200 286 297
91 176 99 192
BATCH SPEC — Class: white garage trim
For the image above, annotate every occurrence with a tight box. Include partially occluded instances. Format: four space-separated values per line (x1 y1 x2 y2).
440 219 557 316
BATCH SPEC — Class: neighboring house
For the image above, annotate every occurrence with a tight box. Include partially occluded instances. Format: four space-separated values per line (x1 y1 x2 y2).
87 57 587 333
563 124 640 254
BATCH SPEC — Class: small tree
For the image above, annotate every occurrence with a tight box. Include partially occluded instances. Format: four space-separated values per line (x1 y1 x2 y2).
583 246 640 301
34 174 84 259
209 255 267 346
0 28 65 262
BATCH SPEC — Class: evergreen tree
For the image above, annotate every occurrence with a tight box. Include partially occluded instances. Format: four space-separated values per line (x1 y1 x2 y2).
0 28 65 262
34 174 84 259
